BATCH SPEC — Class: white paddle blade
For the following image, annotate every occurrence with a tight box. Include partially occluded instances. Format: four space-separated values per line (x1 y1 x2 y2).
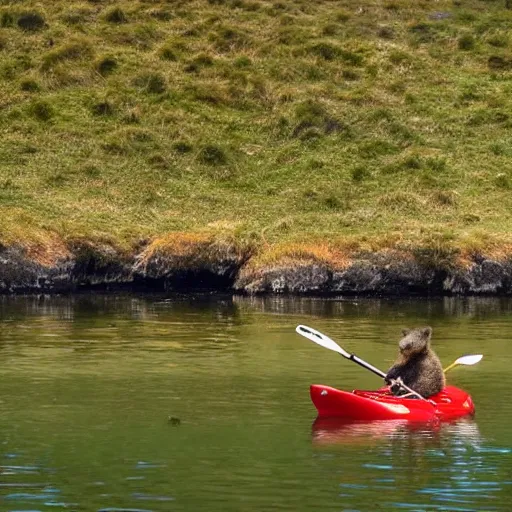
456 354 483 366
296 325 350 358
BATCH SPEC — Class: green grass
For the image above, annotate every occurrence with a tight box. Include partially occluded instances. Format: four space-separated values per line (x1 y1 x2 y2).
1 0 512 265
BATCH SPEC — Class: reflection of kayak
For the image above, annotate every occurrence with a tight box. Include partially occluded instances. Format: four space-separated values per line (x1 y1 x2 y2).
311 416 480 446
310 385 475 422
312 417 425 446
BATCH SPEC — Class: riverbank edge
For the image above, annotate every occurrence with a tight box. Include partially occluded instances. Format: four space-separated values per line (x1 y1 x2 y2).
1 239 511 296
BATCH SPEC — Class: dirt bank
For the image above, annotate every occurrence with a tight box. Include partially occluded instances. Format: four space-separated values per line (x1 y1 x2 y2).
1 238 511 296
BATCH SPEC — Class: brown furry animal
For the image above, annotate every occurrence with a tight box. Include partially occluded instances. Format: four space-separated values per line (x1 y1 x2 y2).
385 327 445 398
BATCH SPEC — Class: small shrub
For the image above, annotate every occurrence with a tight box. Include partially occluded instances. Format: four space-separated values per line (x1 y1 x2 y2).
101 141 127 155
295 100 326 123
292 100 346 138
211 26 250 52
335 10 350 22
322 23 339 36
342 69 359 81
234 55 251 68
404 155 422 169
409 22 436 43
187 82 227 105
122 108 141 124
425 157 447 172
351 166 369 182
96 56 117 76
305 65 325 81
323 193 343 210
468 109 509 126
358 140 399 158
81 164 100 178
173 141 193 153
278 27 310 45
150 9 173 21
433 190 457 206
488 34 508 48
458 34 475 51
341 49 364 66
388 121 415 142
91 101 114 116
388 81 406 94
495 173 510 188
299 127 323 141
147 153 169 169
124 128 153 144
159 46 178 61
30 100 54 121
133 72 167 94
1 55 33 80
241 1 260 11
184 53 214 72
490 143 506 155
462 213 480 224
20 78 40 92
1 12 14 27
378 26 394 39
310 42 339 61
42 41 94 70
389 50 411 65
198 145 228 165
104 7 127 24
488 55 511 70
309 159 324 170
62 6 94 25
17 12 45 31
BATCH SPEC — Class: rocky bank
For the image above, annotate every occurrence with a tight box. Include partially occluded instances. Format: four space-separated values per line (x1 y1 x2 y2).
1 241 512 296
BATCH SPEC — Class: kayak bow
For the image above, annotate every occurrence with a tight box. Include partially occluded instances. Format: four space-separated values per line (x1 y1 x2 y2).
310 385 474 422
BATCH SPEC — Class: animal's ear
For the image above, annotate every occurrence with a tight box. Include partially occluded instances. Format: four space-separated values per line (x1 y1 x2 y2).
402 329 410 336
422 326 433 338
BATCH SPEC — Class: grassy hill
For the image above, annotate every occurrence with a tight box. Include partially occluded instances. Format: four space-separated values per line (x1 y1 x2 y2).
1 0 512 272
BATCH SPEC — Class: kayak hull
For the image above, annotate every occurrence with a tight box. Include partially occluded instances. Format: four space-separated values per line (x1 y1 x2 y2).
310 385 474 422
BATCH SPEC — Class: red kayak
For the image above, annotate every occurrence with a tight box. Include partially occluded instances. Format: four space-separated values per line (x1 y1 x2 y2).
310 385 475 422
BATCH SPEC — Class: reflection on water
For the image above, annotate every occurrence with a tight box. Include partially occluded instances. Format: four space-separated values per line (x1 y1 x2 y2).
0 294 511 511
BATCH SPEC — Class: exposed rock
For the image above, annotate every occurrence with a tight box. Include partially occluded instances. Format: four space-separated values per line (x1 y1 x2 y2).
235 253 512 296
1 242 512 296
331 253 442 294
235 264 330 294
0 245 71 292
68 239 133 287
133 235 250 290
443 259 512 294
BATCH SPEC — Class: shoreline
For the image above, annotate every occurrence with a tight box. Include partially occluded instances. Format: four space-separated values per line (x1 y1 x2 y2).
1 241 511 296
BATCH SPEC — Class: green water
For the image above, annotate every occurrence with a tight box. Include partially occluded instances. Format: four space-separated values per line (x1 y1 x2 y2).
0 295 511 512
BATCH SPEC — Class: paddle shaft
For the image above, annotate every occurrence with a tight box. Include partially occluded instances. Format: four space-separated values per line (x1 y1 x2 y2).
343 353 386 379
339 351 429 402
444 362 457 373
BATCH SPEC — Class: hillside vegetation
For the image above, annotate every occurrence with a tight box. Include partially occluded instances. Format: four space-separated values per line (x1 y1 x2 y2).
1 0 512 271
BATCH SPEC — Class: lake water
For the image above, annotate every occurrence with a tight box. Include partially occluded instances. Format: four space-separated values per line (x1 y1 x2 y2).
0 294 511 512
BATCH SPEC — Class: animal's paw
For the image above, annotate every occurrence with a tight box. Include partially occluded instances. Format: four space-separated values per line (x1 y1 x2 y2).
390 377 404 395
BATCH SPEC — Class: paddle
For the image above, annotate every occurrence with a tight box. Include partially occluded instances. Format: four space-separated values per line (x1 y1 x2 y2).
295 324 429 402
444 354 483 373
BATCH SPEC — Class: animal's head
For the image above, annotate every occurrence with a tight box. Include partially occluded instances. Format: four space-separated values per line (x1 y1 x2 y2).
399 327 432 357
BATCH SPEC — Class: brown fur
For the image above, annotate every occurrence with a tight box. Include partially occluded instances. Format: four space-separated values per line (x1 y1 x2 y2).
385 327 445 398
